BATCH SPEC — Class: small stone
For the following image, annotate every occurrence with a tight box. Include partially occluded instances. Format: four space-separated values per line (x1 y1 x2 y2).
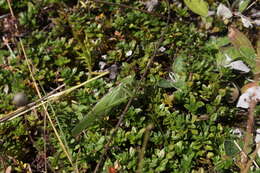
109 64 118 80
12 92 28 107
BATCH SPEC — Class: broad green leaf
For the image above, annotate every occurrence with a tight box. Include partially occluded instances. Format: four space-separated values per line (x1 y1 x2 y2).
239 0 250 13
158 78 186 90
224 140 240 156
212 36 230 48
172 55 186 74
228 27 255 53
239 47 255 66
158 79 175 88
184 0 209 17
71 76 135 136
228 27 256 68
184 94 204 113
221 46 242 60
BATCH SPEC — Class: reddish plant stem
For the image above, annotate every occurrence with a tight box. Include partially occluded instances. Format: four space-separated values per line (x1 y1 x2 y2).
241 99 256 172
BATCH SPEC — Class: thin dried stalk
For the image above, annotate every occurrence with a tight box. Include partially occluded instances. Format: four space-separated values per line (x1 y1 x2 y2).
136 124 154 173
241 99 257 172
6 0 76 171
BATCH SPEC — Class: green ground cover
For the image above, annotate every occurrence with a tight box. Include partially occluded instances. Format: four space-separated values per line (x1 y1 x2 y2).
0 0 260 172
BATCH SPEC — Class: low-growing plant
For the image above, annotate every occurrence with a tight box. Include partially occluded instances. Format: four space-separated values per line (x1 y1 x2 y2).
0 0 259 172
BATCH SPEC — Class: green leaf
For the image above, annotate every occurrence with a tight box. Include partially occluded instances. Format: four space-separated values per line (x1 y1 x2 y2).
158 79 175 88
172 55 186 74
238 0 250 13
71 76 135 136
55 56 71 66
228 27 256 68
184 0 209 17
224 140 240 156
184 94 205 113
211 36 230 49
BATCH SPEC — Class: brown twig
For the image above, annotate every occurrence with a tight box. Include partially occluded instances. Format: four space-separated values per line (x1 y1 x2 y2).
136 124 153 173
93 96 134 173
6 0 76 170
234 140 259 168
241 99 257 172
93 1 171 172
242 141 260 173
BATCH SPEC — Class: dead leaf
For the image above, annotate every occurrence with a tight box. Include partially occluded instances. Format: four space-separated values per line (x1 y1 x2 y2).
228 27 254 51
163 93 174 107
228 27 256 69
